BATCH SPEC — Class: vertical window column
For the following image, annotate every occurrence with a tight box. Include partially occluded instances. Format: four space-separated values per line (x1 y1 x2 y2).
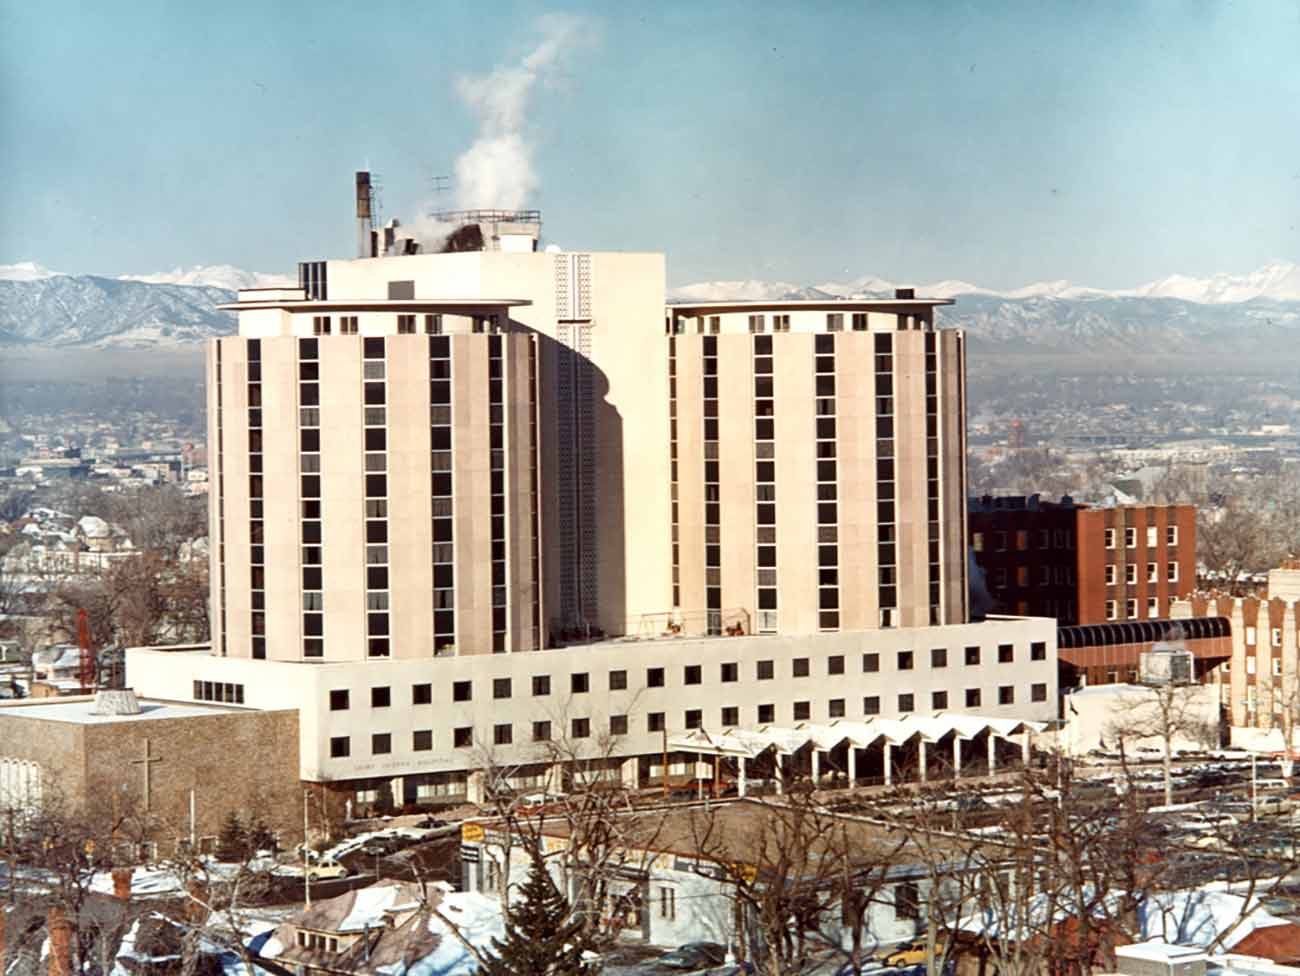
527 339 541 649
489 335 508 652
815 334 839 630
925 333 941 625
753 335 777 632
299 338 324 657
875 334 897 627
246 339 266 659
702 335 721 635
430 337 455 654
669 338 680 608
216 343 227 657
363 338 390 657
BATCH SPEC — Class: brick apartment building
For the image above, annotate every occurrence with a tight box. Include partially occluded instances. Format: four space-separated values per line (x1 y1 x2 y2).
970 495 1196 626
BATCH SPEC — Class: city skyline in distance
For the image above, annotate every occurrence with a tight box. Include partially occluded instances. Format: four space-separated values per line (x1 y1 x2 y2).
1 1 1297 291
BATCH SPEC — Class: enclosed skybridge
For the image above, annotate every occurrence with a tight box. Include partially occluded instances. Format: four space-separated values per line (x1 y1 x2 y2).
1056 616 1231 688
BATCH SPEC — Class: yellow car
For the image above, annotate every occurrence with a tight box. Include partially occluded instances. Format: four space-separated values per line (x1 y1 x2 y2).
882 941 928 967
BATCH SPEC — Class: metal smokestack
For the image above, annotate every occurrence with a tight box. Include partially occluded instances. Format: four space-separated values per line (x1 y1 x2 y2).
355 171 373 258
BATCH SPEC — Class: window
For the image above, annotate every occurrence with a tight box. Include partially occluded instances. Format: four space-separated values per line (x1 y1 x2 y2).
1105 564 1116 585
572 718 591 738
828 654 845 675
758 703 776 723
972 531 984 553
995 531 1007 551
1125 564 1137 584
828 698 846 718
412 683 432 705
660 887 676 921
898 650 914 670
397 314 416 334
793 701 811 721
329 690 349 711
721 706 740 726
1104 528 1116 549
532 721 551 742
863 696 881 716
932 690 948 710
1167 561 1179 583
329 736 350 758
757 660 774 680
931 647 947 668
454 727 473 748
453 681 471 702
964 646 980 666
1030 641 1046 661
571 672 590 694
684 665 702 685
1147 597 1159 617
1247 626 1257 646
493 723 512 746
1125 527 1137 548
898 693 914 713
648 712 665 732
966 688 981 707
793 658 810 678
647 667 665 688
532 675 551 696
340 315 358 334
863 653 880 673
720 662 739 683
895 882 920 920
1147 562 1158 583
684 709 703 729
998 644 1014 663
1031 683 1047 702
493 678 512 699
413 730 433 751
609 669 628 691
1105 600 1117 620
1125 598 1137 618
604 714 626 736
372 733 392 755
371 686 391 708
1167 525 1178 546
999 686 1015 705
424 313 442 335
1273 628 1283 647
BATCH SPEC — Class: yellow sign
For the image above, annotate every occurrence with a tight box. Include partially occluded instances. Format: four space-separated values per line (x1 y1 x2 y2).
461 822 486 843
730 862 758 884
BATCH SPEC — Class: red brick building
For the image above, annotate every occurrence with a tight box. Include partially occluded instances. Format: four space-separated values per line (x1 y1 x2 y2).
970 495 1196 626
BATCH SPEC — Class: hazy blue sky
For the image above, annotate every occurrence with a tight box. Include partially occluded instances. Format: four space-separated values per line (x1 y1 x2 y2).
2 0 1297 288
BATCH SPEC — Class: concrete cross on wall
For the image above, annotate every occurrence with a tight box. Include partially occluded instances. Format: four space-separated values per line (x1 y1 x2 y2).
130 738 162 813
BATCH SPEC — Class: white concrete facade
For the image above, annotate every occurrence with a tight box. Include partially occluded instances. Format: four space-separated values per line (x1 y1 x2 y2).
128 613 1055 787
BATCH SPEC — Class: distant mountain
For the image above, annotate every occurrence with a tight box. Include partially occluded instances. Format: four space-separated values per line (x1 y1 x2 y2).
117 265 294 291
674 262 1300 305
2 261 1299 357
0 275 237 347
671 263 1300 365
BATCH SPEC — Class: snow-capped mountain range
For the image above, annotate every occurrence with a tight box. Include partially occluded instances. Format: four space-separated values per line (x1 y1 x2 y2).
0 261 1297 355
670 261 1300 305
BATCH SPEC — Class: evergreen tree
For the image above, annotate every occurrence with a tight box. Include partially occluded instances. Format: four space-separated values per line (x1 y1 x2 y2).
217 810 246 860
477 849 588 976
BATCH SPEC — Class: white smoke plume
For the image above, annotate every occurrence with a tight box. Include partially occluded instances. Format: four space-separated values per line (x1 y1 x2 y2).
453 14 596 211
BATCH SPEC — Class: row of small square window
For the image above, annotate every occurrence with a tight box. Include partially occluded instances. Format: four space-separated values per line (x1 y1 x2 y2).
1105 563 1179 585
328 646 1051 711
326 685 1053 759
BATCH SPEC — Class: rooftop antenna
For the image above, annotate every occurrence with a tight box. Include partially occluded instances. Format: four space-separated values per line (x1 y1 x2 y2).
430 175 451 198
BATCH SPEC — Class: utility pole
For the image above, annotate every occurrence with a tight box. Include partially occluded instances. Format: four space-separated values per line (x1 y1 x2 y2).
303 789 312 907
1251 751 1258 822
662 727 669 800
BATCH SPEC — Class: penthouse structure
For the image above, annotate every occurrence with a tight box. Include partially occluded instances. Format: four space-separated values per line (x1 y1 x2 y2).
124 179 1057 813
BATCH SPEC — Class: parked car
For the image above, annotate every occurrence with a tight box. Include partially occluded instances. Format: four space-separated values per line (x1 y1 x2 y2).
638 942 728 971
304 859 349 880
880 940 928 967
415 816 449 829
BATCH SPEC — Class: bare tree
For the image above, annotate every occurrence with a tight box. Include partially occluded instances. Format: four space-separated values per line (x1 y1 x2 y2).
1105 682 1218 806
